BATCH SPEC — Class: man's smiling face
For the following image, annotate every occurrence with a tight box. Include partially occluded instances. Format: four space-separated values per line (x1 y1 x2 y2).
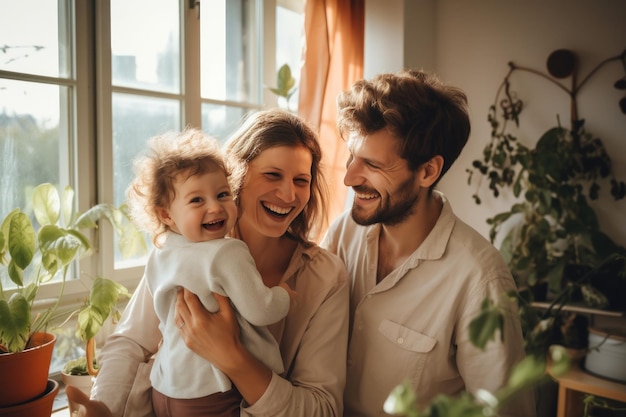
344 129 421 226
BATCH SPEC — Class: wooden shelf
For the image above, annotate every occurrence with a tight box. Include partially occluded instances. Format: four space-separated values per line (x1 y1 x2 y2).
530 301 625 318
550 360 626 417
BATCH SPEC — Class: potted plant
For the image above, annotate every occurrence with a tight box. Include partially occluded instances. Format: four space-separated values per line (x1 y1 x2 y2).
0 182 144 413
267 63 298 111
463 49 626 417
466 49 626 311
60 274 131 413
61 357 97 413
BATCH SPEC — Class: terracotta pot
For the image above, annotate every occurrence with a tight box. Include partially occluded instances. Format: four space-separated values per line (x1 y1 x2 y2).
0 332 56 407
0 379 59 417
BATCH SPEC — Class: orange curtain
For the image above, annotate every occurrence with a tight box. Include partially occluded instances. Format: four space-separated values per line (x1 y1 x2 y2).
298 0 364 238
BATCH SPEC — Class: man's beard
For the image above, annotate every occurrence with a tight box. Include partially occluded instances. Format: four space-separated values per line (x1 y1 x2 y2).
351 176 419 226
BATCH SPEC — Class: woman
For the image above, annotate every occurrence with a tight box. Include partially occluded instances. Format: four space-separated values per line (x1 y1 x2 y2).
69 109 349 417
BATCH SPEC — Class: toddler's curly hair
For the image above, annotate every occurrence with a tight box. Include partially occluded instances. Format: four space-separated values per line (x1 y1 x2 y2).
126 128 229 246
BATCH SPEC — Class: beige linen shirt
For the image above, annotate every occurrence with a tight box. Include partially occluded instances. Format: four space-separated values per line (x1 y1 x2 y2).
91 242 349 417
322 191 535 417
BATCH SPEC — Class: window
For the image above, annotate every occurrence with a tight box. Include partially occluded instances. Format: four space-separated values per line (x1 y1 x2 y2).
0 0 73 215
0 0 87 297
1 0 304 375
276 0 305 112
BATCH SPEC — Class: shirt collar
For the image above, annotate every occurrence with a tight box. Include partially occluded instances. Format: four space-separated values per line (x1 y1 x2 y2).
364 190 456 263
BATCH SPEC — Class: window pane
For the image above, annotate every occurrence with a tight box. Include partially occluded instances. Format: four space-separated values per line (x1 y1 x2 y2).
0 79 72 290
111 0 180 93
202 103 252 143
276 4 304 111
112 93 180 205
0 0 71 78
0 79 67 217
201 0 260 104
112 93 180 265
50 320 84 375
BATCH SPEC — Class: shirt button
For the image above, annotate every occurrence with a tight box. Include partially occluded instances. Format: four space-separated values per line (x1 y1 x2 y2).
397 337 404 345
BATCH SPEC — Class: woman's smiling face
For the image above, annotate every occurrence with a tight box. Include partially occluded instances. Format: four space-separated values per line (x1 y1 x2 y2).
236 145 312 239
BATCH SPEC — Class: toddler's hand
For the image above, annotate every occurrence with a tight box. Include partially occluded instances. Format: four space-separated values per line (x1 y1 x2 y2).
279 282 297 308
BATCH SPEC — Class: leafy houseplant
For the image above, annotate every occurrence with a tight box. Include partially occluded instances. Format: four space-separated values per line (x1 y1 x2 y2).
0 183 144 409
466 49 626 311
0 182 143 354
60 275 132 376
458 49 626 417
267 63 298 111
55 260 132 414
64 356 97 376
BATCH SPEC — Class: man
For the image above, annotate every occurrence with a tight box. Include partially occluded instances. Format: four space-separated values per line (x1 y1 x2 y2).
321 69 535 417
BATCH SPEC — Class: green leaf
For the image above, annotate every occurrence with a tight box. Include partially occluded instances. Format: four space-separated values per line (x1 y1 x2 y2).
0 293 31 353
384 380 419 417
63 356 96 375
513 176 522 197
39 225 85 271
32 183 60 226
77 277 130 341
8 211 36 270
75 203 123 235
22 282 40 303
536 127 565 153
117 224 148 259
468 299 504 350
425 392 485 417
74 203 146 260
545 260 565 294
8 260 25 287
0 209 20 256
500 231 515 264
269 64 297 98
62 185 75 226
277 64 295 92
548 345 571 377
501 355 548 399
73 204 108 230
580 284 609 309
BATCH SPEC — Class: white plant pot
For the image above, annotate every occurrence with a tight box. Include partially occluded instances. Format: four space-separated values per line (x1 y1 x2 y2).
584 326 626 383
61 372 95 414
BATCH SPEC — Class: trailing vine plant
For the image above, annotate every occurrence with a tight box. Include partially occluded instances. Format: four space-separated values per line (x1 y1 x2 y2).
466 49 626 311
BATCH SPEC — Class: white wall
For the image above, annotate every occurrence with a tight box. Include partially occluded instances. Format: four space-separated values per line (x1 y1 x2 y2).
364 0 626 248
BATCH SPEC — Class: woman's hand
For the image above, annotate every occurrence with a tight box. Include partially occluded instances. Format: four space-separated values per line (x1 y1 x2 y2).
65 385 113 417
175 288 241 371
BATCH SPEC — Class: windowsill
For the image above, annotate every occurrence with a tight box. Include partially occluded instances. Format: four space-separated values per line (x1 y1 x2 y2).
51 384 70 416
52 407 71 417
